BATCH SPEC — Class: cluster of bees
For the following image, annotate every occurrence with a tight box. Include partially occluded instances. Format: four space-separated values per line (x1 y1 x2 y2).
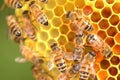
5 0 113 80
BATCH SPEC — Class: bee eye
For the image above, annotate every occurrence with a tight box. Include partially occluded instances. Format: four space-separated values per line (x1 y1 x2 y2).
17 3 22 8
14 30 21 36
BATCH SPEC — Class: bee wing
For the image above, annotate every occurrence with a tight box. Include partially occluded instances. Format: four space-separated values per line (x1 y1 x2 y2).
89 62 96 80
15 56 28 63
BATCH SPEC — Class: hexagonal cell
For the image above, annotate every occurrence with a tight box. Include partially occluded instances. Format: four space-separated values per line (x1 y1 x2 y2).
60 24 69 34
49 28 59 38
97 30 107 40
105 37 115 48
101 7 112 18
117 23 120 31
95 0 104 9
98 70 108 80
67 32 76 42
113 44 120 54
46 0 56 9
110 56 120 65
39 31 49 41
57 0 66 5
58 35 67 45
37 42 46 51
75 0 85 9
52 17 62 27
117 74 120 80
108 67 118 76
91 12 101 22
112 2 120 14
45 10 54 19
61 14 70 24
94 63 100 72
69 23 79 32
100 59 110 69
47 39 56 47
65 42 74 52
115 33 120 43
109 15 119 25
54 6 64 17
64 2 74 11
83 5 93 16
98 19 109 29
107 27 117 37
108 77 115 80
106 0 114 4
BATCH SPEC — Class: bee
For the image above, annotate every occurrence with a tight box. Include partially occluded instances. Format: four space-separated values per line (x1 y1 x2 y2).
50 43 67 73
79 51 96 80
39 0 48 4
21 10 37 41
66 9 93 32
86 34 113 58
4 0 22 8
29 1 48 26
6 15 24 43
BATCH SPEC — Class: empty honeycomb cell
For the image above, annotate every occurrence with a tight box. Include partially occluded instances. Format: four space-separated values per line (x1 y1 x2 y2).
75 0 85 9
113 45 120 54
67 32 76 42
95 0 104 9
107 27 117 37
56 0 66 5
98 70 108 80
65 42 74 52
117 74 120 80
97 30 107 40
61 14 70 24
108 67 118 76
105 37 115 47
64 2 75 11
49 28 59 38
58 35 67 45
60 24 69 34
110 56 120 65
83 5 93 16
100 59 110 69
45 10 54 19
39 31 49 41
101 7 112 18
112 2 120 14
54 6 64 17
98 19 109 29
91 12 101 22
108 77 115 80
106 0 114 4
118 23 120 31
115 33 120 43
46 0 56 9
52 17 62 27
109 15 119 25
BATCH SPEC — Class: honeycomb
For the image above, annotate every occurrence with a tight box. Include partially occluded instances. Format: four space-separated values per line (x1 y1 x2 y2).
7 0 120 80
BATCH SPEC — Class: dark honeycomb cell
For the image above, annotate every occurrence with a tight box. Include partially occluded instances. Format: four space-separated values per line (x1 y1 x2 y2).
60 24 69 34
101 7 112 18
95 0 104 9
67 32 76 42
108 67 118 76
106 0 114 4
109 15 119 25
108 77 115 80
97 30 107 40
117 74 120 80
112 2 120 14
58 35 67 45
105 37 115 47
113 44 120 54
54 6 64 17
91 12 101 22
110 56 120 65
65 42 74 52
115 33 120 43
75 0 85 9
107 27 117 37
64 2 74 11
100 59 110 69
99 19 109 29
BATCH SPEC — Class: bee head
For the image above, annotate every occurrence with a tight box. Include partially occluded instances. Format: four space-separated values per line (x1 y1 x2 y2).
16 1 23 8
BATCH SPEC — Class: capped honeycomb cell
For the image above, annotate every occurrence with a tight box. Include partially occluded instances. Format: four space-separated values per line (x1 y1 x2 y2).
75 0 85 9
106 0 114 4
56 0 66 5
113 44 120 54
112 2 120 14
60 24 69 34
58 35 67 45
98 70 108 80
115 33 120 43
108 77 115 80
109 15 119 25
101 7 112 18
65 42 74 52
98 19 109 29
67 32 76 42
100 59 110 69
97 30 107 40
107 26 117 37
83 5 93 16
64 2 74 11
54 6 64 17
52 17 62 27
95 0 104 9
91 12 101 22
105 37 115 47
108 67 118 76
117 74 120 80
49 28 59 38
110 56 120 65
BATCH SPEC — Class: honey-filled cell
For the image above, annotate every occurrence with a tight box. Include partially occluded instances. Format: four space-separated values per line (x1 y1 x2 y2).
60 24 69 34
67 32 76 42
98 19 109 29
108 77 115 80
101 7 112 18
58 35 67 45
115 33 120 43
64 2 75 11
98 70 108 80
112 2 120 14
65 42 74 52
52 17 62 27
113 44 120 54
108 67 118 76
100 59 110 69
95 0 104 9
105 37 115 47
91 12 101 22
118 23 120 31
110 56 120 65
54 6 64 17
107 27 117 37
56 0 66 5
97 30 107 40
109 15 119 25
49 28 59 38
83 5 93 16
75 0 85 9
